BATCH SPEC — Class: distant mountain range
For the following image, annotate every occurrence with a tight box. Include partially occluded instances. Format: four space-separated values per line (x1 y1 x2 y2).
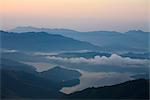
1 51 49 62
9 26 150 52
1 31 100 52
9 26 78 34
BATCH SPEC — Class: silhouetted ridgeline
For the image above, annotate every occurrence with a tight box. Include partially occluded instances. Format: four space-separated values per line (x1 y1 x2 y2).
65 79 149 99
0 59 80 98
9 27 150 52
0 31 100 52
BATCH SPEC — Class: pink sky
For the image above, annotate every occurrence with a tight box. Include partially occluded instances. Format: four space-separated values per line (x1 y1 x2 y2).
0 0 149 31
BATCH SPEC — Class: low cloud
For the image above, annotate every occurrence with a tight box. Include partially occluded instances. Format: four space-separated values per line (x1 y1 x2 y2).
33 52 58 56
1 49 19 53
47 54 149 67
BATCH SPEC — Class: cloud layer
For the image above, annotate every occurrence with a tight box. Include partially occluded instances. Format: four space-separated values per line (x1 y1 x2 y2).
47 54 149 67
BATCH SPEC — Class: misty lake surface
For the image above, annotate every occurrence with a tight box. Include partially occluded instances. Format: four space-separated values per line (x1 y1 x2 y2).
23 61 142 94
60 70 132 94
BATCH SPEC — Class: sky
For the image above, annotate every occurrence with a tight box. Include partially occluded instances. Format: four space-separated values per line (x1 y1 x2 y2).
0 0 149 32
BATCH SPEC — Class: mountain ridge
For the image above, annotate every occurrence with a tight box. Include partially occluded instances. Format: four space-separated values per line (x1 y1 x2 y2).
8 26 149 52
1 31 101 52
9 26 148 33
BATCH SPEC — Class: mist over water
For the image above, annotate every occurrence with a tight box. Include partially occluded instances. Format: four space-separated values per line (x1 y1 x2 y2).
60 70 132 94
47 54 149 67
3 48 147 94
22 52 149 94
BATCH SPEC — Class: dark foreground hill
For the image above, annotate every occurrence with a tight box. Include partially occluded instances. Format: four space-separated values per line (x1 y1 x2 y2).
1 69 64 98
0 59 80 98
41 66 81 82
66 79 149 99
0 58 36 73
40 67 81 87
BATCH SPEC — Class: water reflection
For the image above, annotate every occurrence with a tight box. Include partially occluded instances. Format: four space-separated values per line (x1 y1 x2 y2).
60 70 132 94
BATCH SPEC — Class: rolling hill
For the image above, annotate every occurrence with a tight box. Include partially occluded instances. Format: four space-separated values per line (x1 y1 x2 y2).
0 58 81 98
9 26 149 52
0 31 100 52
1 69 63 98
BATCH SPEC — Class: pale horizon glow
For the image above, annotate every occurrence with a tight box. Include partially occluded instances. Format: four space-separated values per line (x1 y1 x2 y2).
0 0 149 32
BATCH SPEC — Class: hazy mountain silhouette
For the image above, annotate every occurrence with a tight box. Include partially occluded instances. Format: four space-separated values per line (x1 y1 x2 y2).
1 31 100 52
0 58 36 73
131 73 149 80
121 52 149 59
9 26 78 34
10 26 149 52
1 51 50 62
